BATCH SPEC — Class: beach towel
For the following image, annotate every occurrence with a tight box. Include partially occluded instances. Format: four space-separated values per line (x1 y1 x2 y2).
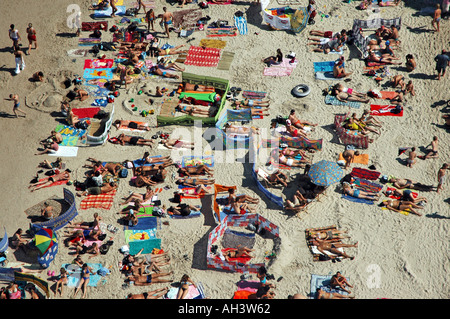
310 274 349 299
123 216 159 230
338 153 369 165
179 92 217 102
264 58 298 77
71 107 101 119
67 48 90 58
124 229 157 243
172 8 203 30
353 177 383 193
341 194 375 205
165 283 206 299
84 59 114 69
370 104 403 117
178 186 213 199
78 38 101 46
54 124 86 146
377 91 398 100
206 26 238 37
93 5 126 18
132 156 163 168
83 68 113 80
81 21 108 31
234 15 248 35
325 95 361 109
182 155 214 168
128 238 161 255
315 71 340 80
117 121 149 132
216 51 235 71
184 46 222 67
351 167 381 180
63 263 103 288
242 90 267 100
199 39 227 49
314 61 344 73
48 146 79 157
80 189 116 210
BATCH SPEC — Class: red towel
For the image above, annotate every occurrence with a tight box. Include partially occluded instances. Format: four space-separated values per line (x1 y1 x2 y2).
370 105 403 117
386 187 418 199
80 189 116 210
350 167 381 181
84 59 114 69
72 107 101 119
184 46 221 67
81 21 108 31
217 248 252 264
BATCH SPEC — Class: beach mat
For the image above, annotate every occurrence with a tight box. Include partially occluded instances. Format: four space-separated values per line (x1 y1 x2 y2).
169 209 202 219
314 61 344 73
124 228 157 244
78 38 101 46
172 8 203 30
234 16 248 35
181 155 214 168
63 263 103 288
165 282 206 299
184 46 222 67
264 58 298 77
325 95 361 109
199 39 227 49
80 189 116 210
381 200 410 216
351 167 381 180
206 26 238 37
129 238 161 255
216 51 235 71
84 59 114 69
370 104 403 116
338 153 369 165
48 146 78 157
81 21 108 31
341 194 375 205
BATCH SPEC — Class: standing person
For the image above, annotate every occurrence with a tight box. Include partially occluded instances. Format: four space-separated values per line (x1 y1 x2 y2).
136 0 147 14
110 0 118 17
160 7 173 39
12 44 26 75
8 24 20 49
437 163 448 193
434 49 450 80
146 9 155 31
432 4 442 32
406 147 417 168
26 23 37 54
4 93 26 118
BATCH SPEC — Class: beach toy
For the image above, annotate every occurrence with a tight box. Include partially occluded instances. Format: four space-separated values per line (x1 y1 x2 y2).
149 110 154 114
130 98 134 102
138 90 143 95
132 106 138 111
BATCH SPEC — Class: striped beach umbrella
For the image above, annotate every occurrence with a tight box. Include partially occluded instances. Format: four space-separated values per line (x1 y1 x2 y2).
308 160 344 186
34 227 57 255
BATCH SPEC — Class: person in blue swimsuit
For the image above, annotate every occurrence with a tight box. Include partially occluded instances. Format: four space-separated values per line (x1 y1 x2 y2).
161 7 174 38
4 94 26 118
342 182 381 201
73 264 93 299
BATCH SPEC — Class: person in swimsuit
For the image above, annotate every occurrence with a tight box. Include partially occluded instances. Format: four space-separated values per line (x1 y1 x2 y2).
28 169 71 192
285 119 308 138
330 272 354 294
127 271 174 286
176 274 197 299
223 123 260 135
432 3 442 32
161 138 195 150
176 177 215 187
234 98 270 108
379 199 423 216
333 56 352 78
77 182 117 197
288 110 318 130
317 288 354 299
127 287 169 299
419 136 439 160
176 105 210 117
359 109 382 128
367 50 402 65
160 7 174 38
310 229 350 241
383 188 428 204
437 163 448 193
54 268 68 297
280 146 310 160
109 0 118 17
26 23 37 54
114 119 150 131
117 133 154 147
5 93 27 118
121 185 154 204
178 164 214 177
145 9 156 31
223 246 255 262
388 177 433 191
262 49 283 67
150 64 180 79
342 182 380 200
72 264 93 299
333 83 370 103
313 238 359 260
67 213 103 230
8 24 20 49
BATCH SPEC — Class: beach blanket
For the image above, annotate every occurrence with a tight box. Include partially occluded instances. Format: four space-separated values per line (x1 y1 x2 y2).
132 156 163 167
310 274 349 299
182 155 214 168
93 5 126 18
123 216 159 230
63 263 103 288
370 104 403 117
48 146 78 157
83 68 113 80
234 16 248 35
67 48 90 58
184 46 222 67
206 26 238 37
55 124 86 146
380 200 410 216
334 114 370 149
165 283 206 299
128 238 161 255
178 186 213 199
71 107 101 119
172 8 203 30
199 39 227 49
353 177 383 193
216 51 235 71
338 153 369 165
342 194 375 205
81 21 108 31
325 95 361 109
78 38 101 46
179 92 217 102
242 90 267 100
351 167 381 180
84 59 114 69
314 61 344 73
80 189 116 210
264 58 298 77
124 228 157 243
169 209 202 219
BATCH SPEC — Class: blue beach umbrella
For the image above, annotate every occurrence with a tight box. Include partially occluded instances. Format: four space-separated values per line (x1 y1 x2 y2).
290 7 309 33
308 160 344 186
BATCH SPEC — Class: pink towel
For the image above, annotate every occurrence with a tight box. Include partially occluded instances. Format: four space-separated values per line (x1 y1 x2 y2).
263 58 298 77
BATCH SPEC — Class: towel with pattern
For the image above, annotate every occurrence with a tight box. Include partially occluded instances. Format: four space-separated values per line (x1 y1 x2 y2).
80 189 116 210
350 167 381 180
370 104 403 116
84 59 114 69
325 95 361 109
184 46 221 67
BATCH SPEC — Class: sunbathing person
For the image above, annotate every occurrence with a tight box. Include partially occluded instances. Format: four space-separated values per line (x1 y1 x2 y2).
38 157 63 171
278 152 309 168
180 96 211 107
223 246 255 262
126 272 173 286
367 50 402 65
284 191 310 212
311 37 344 54
67 213 102 229
224 122 260 135
344 116 380 135
234 98 270 108
285 119 308 138
63 228 102 242
182 82 215 92
35 138 60 155
155 45 189 56
167 203 200 217
121 186 154 204
176 177 215 187
383 188 428 204
117 133 154 147
309 29 338 38
309 229 350 241
89 0 109 10
234 107 270 118
135 164 167 178
32 71 44 82
333 56 352 78
379 199 422 216
66 107 80 127
126 287 169 299
176 105 210 117
40 201 54 220
280 147 310 160
288 109 318 129
350 113 381 135
388 177 434 191
76 182 117 197
262 48 283 66
342 182 380 201
377 0 401 7
267 170 289 187
28 169 71 192
405 54 416 72
141 153 173 166
391 74 406 90
134 174 158 187
228 189 257 214
160 138 194 150
317 288 354 299
149 65 179 79
114 120 150 131
157 57 185 72
228 188 259 204
313 238 358 260
332 83 370 103
177 164 214 177
359 109 382 127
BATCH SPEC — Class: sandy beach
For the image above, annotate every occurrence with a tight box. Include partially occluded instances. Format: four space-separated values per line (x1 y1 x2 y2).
0 0 449 301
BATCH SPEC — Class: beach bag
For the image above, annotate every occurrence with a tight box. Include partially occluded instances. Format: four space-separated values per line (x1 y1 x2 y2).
119 168 128 178
152 206 165 217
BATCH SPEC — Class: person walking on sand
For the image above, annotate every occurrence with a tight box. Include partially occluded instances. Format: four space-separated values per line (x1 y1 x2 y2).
432 4 442 32
437 163 448 193
110 0 118 17
8 24 20 49
12 44 26 75
26 23 37 55
4 94 26 118
160 7 173 39
434 50 450 80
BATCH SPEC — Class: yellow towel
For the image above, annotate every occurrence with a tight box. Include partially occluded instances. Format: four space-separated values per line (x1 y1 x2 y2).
199 39 227 50
338 153 369 165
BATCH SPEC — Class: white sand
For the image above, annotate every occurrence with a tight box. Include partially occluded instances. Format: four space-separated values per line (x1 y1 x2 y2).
0 0 448 300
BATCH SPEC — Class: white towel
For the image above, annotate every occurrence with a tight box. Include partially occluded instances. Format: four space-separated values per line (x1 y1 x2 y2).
48 146 78 157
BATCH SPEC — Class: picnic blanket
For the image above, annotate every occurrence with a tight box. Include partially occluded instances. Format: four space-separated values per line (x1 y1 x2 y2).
81 21 108 31
182 155 214 168
206 26 238 37
370 104 403 116
310 274 349 299
234 15 248 35
216 51 235 71
264 58 298 77
78 38 101 46
84 59 114 69
83 68 113 80
184 46 222 67
351 167 381 180
93 5 126 18
80 189 116 210
199 39 227 49
338 153 369 165
48 146 79 157
63 263 104 288
325 95 361 109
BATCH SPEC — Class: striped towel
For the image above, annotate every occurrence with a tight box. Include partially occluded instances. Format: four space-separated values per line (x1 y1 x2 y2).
234 16 248 35
351 167 381 181
325 95 361 109
80 190 116 210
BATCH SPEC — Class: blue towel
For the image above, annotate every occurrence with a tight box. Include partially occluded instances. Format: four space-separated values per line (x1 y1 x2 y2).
314 61 344 73
341 194 375 205
133 156 163 167
315 71 340 80
170 210 202 219
234 16 248 35
310 274 349 299
123 216 159 230
63 263 103 288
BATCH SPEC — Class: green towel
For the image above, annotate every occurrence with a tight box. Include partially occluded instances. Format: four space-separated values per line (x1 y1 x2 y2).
179 92 217 102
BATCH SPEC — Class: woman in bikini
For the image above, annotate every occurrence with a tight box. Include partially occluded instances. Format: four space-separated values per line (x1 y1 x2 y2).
310 229 350 241
224 123 260 135
333 83 370 103
367 50 402 65
54 268 68 297
161 138 194 150
156 45 189 56
118 133 154 147
176 274 197 299
176 104 210 117
121 186 155 205
380 199 422 216
141 153 173 166
127 287 169 299
127 271 174 286
280 146 310 160
178 164 214 177
223 246 255 262
350 113 381 135
234 98 270 108
359 109 383 128
176 177 215 187
342 182 381 200
26 23 37 54
73 264 93 299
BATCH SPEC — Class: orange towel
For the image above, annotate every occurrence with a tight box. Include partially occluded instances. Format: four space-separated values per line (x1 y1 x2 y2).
338 153 369 165
379 91 398 100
